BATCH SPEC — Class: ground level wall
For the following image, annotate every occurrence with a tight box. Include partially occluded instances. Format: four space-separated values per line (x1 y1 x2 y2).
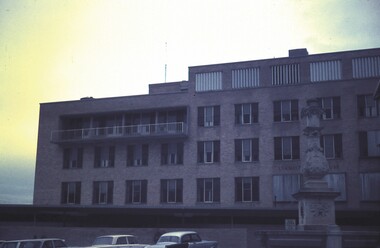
1 224 379 248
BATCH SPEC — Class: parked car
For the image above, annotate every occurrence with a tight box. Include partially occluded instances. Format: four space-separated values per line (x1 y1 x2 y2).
0 239 67 248
90 235 147 248
144 231 217 248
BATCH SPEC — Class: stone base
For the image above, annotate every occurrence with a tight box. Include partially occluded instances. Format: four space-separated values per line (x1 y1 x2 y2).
293 188 340 227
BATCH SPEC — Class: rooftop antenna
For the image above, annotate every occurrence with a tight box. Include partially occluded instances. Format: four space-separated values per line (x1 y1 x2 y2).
164 42 167 83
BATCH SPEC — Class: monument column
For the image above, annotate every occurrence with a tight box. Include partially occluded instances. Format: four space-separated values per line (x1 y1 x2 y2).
293 99 341 246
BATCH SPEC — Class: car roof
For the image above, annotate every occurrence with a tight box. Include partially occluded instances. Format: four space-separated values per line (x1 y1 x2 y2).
161 231 197 238
96 235 135 238
3 239 64 243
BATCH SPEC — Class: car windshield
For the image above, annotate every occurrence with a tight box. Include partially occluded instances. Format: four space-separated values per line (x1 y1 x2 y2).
92 237 113 245
157 236 179 244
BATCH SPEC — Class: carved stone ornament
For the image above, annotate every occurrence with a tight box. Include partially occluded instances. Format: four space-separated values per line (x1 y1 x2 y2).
310 202 330 217
302 143 329 179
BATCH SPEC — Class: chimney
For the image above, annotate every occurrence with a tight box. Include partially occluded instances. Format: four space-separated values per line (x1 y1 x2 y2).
289 48 308 57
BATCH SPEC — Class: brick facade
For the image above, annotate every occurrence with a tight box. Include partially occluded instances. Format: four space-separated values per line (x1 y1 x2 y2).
34 48 380 213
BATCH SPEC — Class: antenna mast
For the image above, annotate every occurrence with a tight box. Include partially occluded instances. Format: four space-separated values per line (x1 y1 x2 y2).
164 42 167 83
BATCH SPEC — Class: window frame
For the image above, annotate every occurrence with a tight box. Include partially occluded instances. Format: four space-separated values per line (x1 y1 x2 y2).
235 177 260 203
274 100 299 122
358 95 380 118
160 179 183 204
197 178 221 203
127 144 149 166
126 180 147 204
93 181 113 205
61 181 81 205
197 141 220 164
198 106 220 127
94 146 115 168
320 134 342 159
274 136 300 160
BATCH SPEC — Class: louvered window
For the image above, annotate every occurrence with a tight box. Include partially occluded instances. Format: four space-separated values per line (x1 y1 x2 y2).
352 56 380 78
310 60 342 82
232 67 260 88
195 72 222 92
271 64 300 85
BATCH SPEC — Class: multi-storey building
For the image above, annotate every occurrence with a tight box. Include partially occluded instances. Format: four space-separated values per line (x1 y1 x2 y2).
34 48 380 217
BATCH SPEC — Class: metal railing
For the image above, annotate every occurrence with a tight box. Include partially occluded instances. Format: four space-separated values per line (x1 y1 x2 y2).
51 122 187 143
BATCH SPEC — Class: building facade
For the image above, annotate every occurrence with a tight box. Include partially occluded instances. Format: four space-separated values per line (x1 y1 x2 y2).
34 48 380 214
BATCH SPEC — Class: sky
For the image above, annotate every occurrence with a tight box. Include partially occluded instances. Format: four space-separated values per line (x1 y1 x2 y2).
0 0 379 204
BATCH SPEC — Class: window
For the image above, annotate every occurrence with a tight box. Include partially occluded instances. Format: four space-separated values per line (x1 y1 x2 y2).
160 179 183 203
318 97 341 120
352 56 380 79
310 60 342 82
273 100 299 122
357 95 380 117
197 141 220 164
273 174 300 202
198 106 220 127
320 134 342 159
323 173 346 201
361 173 380 201
197 178 220 203
274 136 300 160
271 64 300 85
63 147 83 169
359 130 380 157
126 180 147 204
161 143 184 165
235 177 259 202
94 146 115 168
235 138 259 162
195 71 222 92
235 103 259 124
127 144 149 166
232 67 260 88
93 181 113 204
61 182 81 204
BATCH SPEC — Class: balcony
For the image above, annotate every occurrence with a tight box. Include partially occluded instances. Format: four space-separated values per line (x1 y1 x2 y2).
51 122 188 143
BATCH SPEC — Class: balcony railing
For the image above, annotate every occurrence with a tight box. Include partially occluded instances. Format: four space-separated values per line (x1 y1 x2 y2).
51 122 187 143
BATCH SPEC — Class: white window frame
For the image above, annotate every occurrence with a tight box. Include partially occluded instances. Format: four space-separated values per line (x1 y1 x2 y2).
242 139 252 162
321 97 333 120
203 178 214 203
98 182 109 204
166 180 177 203
242 177 253 202
365 95 379 117
322 135 336 159
204 106 214 127
282 137 293 160
131 180 142 203
204 141 214 163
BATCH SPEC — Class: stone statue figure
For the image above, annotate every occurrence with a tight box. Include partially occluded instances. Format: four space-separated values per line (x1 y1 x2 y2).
301 99 329 181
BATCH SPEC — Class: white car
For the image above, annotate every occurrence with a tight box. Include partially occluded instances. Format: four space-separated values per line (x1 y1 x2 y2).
145 231 217 248
0 239 67 248
90 235 147 248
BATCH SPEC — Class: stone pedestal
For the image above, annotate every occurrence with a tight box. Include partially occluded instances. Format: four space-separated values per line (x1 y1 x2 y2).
294 188 340 229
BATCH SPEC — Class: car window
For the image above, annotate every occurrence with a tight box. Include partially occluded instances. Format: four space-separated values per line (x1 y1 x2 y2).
42 241 53 248
93 237 113 245
158 236 180 244
116 237 127 245
2 242 18 248
181 235 191 243
20 241 41 248
126 237 137 244
190 234 201 242
53 240 67 248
